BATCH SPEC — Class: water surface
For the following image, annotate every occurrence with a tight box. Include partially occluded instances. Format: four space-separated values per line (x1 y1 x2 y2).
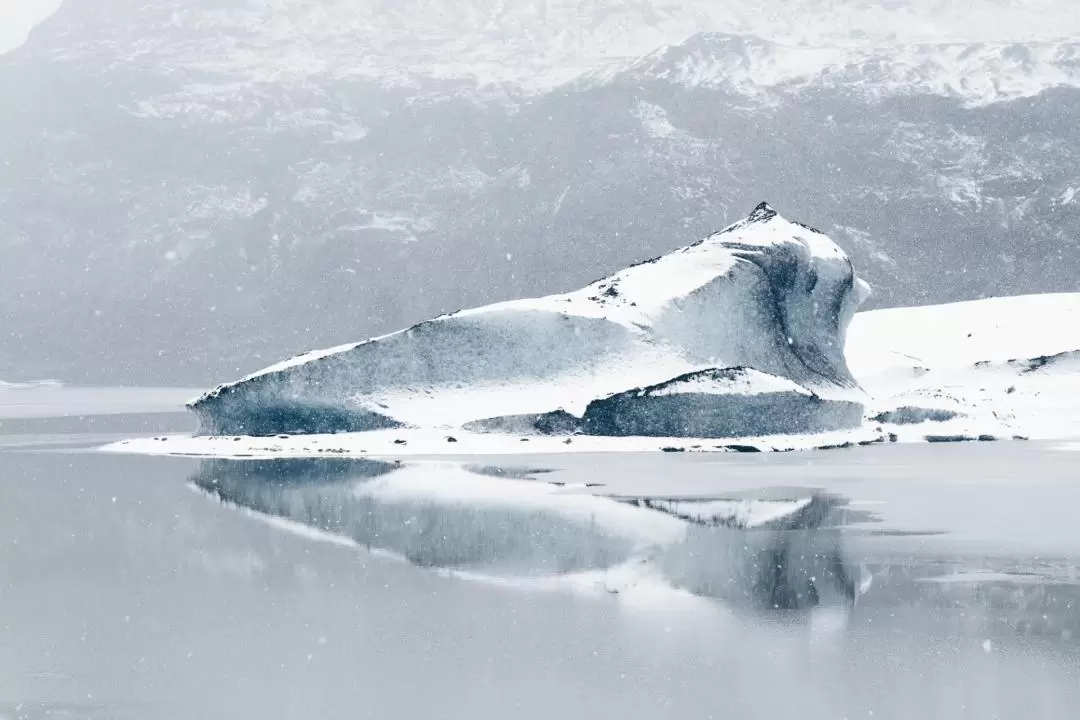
2 421 1079 719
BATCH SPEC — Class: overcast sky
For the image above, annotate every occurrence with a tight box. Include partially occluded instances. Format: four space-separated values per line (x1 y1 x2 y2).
0 0 63 55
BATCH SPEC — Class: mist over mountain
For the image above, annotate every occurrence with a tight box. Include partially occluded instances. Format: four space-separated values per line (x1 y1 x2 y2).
2 0 1078 385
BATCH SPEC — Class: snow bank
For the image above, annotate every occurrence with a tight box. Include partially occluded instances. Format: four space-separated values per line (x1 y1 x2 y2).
0 379 64 389
847 293 1080 389
0 0 63 56
848 293 1080 441
190 202 869 437
105 425 886 458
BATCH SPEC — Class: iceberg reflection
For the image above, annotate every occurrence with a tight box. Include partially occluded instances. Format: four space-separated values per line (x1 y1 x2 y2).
190 458 858 611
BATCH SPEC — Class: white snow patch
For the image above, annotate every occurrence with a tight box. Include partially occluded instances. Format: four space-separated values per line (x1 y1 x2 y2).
625 36 847 98
0 0 63 56
0 378 64 390
102 426 883 459
447 207 845 328
838 40 1080 107
635 101 676 139
48 0 1080 111
848 293 1080 441
228 341 363 387
622 35 1080 108
848 294 1080 384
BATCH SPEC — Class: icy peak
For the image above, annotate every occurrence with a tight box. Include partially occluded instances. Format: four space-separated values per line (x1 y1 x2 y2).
747 201 779 224
708 202 828 248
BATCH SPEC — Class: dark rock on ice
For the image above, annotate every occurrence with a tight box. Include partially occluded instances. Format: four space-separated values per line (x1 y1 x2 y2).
195 399 402 437
463 409 582 436
581 367 863 439
870 406 961 425
723 444 763 453
816 441 856 450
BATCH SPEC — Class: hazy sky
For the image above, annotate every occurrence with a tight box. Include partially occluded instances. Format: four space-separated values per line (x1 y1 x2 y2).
0 0 63 55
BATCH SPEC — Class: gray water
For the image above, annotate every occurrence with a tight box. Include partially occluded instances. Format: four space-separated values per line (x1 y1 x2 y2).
2 412 1080 719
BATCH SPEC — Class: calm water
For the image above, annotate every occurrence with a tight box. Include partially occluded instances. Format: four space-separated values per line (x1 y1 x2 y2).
2 412 1080 719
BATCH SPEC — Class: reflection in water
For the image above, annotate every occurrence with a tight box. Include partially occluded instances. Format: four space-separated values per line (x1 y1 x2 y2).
192 458 639 576
188 456 1080 642
8 449 1080 720
0 701 107 720
190 458 858 611
854 561 1080 643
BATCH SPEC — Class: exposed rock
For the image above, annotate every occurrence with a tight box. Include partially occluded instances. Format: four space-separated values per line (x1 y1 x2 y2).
870 406 961 425
581 367 863 439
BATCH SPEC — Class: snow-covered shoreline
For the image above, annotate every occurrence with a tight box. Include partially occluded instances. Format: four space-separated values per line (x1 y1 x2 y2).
105 425 888 459
102 291 1080 459
848 292 1080 444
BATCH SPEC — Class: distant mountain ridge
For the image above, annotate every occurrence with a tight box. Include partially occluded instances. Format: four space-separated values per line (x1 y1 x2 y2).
1 0 1077 384
608 33 1080 107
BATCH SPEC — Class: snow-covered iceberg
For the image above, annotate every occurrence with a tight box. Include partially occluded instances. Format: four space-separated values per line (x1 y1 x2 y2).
189 202 870 437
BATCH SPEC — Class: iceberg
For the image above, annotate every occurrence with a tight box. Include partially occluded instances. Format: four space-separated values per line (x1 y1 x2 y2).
189 202 871 437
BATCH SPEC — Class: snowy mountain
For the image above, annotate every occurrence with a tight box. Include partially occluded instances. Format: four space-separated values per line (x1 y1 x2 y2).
612 34 1080 107
20 0 1080 94
1 0 1078 384
0 1 61 55
190 203 868 436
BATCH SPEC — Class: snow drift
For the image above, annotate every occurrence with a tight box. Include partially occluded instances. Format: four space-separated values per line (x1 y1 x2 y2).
189 202 870 437
848 293 1080 441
